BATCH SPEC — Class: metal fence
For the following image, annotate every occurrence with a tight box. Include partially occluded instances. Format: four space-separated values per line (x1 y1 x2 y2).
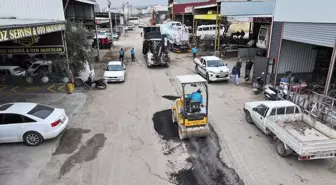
290 91 336 128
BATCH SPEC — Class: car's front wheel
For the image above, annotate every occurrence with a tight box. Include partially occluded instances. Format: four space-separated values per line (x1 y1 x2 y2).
206 73 211 83
23 131 44 146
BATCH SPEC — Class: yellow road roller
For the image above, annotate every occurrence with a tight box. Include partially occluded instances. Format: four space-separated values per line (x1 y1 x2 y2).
171 75 210 140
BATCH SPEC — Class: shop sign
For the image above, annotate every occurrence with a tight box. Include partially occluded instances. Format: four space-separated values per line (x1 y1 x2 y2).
0 32 64 55
0 23 65 42
185 7 192 13
0 47 64 54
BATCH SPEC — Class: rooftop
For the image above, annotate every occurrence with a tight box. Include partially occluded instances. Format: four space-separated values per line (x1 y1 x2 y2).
108 61 122 65
0 19 65 29
176 75 206 84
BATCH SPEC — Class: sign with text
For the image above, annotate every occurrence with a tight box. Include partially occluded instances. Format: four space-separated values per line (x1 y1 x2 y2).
0 47 64 54
185 7 192 13
0 32 64 55
0 23 65 42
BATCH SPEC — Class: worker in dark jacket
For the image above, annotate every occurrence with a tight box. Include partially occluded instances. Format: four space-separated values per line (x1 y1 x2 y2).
232 65 239 85
119 48 124 62
244 59 254 81
236 59 242 78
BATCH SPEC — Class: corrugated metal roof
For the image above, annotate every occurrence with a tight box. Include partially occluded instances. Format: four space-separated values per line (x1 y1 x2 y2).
283 22 336 48
172 0 217 14
0 19 65 29
0 0 65 21
278 40 316 73
220 1 274 16
75 0 96 5
194 3 217 9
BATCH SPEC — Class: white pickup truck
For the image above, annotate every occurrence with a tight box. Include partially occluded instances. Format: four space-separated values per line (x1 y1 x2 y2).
194 56 230 83
244 100 336 160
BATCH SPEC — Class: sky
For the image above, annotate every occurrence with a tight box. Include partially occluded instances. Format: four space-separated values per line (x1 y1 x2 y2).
96 0 164 8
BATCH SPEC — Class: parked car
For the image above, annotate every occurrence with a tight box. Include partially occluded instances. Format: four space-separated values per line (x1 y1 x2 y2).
194 56 230 83
139 23 144 28
103 61 126 82
126 22 135 30
0 66 26 76
27 60 52 75
0 102 69 146
243 100 336 160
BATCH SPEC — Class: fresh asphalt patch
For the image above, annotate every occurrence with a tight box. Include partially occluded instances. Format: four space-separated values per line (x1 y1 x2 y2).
152 108 244 185
153 109 179 141
169 168 199 185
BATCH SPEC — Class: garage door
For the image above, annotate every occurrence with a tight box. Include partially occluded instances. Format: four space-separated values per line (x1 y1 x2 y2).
283 22 336 48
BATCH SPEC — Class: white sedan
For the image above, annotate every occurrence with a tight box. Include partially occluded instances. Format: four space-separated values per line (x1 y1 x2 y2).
103 61 126 82
194 56 230 83
0 102 69 146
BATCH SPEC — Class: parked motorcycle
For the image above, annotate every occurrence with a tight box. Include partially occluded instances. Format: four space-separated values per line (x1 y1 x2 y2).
85 75 107 89
264 85 291 101
252 72 265 94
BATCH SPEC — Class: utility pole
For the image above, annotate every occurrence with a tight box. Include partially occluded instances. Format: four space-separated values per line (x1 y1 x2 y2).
114 12 117 28
107 0 113 45
130 4 132 17
122 2 126 25
127 2 130 20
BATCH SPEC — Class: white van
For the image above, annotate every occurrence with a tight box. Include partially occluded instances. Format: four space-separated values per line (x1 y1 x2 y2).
196 24 225 37
256 25 270 49
74 61 95 87
27 60 52 75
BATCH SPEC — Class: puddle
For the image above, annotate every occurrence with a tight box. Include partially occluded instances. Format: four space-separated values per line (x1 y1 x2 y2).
59 133 106 178
53 128 91 155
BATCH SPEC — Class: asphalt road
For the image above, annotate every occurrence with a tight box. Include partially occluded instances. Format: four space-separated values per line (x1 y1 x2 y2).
26 19 336 185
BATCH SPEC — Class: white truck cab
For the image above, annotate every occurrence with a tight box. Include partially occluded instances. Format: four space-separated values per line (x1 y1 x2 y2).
244 100 336 160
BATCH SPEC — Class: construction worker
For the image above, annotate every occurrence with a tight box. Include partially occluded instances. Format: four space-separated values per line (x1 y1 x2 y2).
192 46 197 58
245 59 254 81
119 48 124 62
130 47 135 62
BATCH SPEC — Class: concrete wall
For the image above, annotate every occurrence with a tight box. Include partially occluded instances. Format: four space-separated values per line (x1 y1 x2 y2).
274 0 336 23
0 0 65 21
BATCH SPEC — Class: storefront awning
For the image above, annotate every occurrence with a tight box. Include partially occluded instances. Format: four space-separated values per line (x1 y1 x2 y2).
226 14 273 22
0 19 65 42
194 14 220 20
220 1 274 17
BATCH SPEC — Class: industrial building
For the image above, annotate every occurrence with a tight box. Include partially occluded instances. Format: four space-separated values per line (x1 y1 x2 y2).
268 0 336 95
168 0 217 26
63 0 96 30
0 0 66 56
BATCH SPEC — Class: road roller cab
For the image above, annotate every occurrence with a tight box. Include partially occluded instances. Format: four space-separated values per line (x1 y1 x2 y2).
171 74 210 140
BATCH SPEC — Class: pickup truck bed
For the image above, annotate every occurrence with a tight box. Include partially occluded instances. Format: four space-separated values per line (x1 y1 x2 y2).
267 114 336 158
277 120 329 141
